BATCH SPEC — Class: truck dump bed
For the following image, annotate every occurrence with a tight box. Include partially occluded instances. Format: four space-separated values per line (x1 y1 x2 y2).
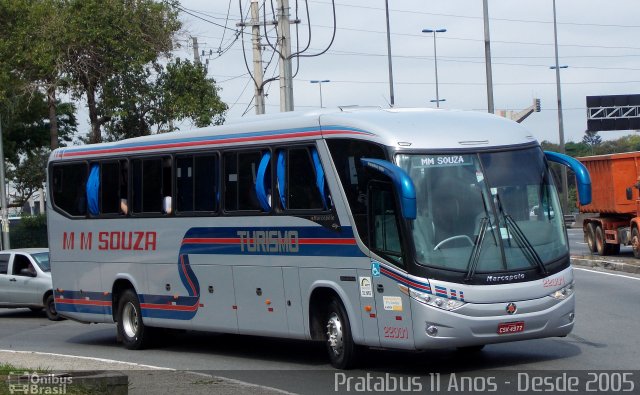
578 151 640 215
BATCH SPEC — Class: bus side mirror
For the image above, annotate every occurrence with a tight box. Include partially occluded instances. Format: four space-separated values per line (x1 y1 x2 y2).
544 151 592 206
360 158 416 220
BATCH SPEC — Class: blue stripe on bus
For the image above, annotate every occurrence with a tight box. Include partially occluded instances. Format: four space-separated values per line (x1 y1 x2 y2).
56 303 112 316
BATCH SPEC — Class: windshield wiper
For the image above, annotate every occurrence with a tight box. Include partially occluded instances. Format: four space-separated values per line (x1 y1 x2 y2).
465 217 489 281
504 214 548 275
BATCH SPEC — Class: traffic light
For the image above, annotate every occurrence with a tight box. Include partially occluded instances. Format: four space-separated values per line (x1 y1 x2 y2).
535 98 541 112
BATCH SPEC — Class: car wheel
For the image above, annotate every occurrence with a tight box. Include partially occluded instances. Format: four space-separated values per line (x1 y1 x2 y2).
324 298 357 369
45 294 62 321
117 289 152 349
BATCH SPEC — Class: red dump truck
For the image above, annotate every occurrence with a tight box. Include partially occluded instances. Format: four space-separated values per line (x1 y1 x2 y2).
578 151 640 258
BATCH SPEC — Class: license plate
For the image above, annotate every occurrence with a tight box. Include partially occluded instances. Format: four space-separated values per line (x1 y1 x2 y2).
497 321 525 335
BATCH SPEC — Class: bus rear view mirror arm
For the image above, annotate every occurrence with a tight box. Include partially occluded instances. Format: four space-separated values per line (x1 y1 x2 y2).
544 151 592 206
360 158 417 219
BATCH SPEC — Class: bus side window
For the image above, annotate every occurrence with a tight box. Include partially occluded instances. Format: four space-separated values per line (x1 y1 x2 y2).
194 155 218 211
132 157 168 214
276 147 326 211
224 151 264 212
327 139 387 245
120 160 129 215
100 161 122 215
176 156 194 212
162 157 172 214
51 163 88 217
176 154 218 213
369 182 404 267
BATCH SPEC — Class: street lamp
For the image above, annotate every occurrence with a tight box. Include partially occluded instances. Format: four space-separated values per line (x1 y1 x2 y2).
310 80 330 108
551 0 569 213
422 28 446 108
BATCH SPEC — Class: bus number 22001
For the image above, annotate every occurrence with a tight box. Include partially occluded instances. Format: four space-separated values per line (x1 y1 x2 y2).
383 326 408 339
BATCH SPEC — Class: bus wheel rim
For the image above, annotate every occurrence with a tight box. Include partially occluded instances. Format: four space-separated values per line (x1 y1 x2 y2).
326 312 344 356
122 302 138 338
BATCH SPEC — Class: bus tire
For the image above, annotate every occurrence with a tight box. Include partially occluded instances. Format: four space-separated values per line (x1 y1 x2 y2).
45 294 62 321
324 298 357 369
117 290 150 350
585 223 597 253
632 227 640 259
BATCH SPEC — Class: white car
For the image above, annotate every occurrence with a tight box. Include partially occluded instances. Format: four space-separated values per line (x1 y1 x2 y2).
0 248 61 320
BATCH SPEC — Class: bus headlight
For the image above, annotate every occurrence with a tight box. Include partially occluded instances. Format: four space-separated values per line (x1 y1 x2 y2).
549 282 575 300
408 288 465 311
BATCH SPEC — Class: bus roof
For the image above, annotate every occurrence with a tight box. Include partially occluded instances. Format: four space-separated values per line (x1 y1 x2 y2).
50 107 538 161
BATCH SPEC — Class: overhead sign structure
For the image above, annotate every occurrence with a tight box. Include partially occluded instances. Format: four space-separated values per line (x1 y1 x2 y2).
586 94 640 132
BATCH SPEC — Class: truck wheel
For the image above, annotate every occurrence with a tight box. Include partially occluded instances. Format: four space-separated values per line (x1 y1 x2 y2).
585 223 597 253
595 225 619 256
324 298 357 369
595 225 606 255
632 228 640 259
117 289 151 350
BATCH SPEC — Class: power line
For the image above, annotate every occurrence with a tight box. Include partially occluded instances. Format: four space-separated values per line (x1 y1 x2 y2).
175 4 239 32
308 0 640 29
306 22 640 51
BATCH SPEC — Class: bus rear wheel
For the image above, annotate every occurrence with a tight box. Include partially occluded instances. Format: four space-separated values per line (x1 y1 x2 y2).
324 298 357 369
117 290 151 350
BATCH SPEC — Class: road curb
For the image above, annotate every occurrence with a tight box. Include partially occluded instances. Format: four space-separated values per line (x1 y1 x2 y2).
571 255 640 275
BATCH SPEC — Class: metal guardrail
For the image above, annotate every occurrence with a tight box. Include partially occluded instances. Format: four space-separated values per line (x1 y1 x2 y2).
564 214 576 227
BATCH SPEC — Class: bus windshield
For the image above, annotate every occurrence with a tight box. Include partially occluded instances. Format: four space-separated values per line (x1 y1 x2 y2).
396 147 567 275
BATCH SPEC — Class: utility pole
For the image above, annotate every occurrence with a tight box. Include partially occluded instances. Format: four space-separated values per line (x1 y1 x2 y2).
250 0 265 114
192 36 200 65
0 116 10 250
482 0 495 113
384 0 395 107
277 0 294 111
552 0 569 213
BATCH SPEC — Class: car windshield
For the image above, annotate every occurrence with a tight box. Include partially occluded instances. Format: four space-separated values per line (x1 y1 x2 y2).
31 252 50 272
396 147 567 274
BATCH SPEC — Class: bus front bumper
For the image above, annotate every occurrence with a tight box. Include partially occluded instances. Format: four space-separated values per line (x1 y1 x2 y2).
411 294 575 350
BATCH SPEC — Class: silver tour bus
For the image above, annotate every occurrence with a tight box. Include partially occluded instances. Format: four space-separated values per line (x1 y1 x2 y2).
47 107 591 369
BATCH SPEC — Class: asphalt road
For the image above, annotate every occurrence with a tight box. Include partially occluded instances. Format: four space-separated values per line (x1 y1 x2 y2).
1 266 639 394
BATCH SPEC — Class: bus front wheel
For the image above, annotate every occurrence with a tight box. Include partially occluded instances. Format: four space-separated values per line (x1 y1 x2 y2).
324 298 357 369
117 290 151 350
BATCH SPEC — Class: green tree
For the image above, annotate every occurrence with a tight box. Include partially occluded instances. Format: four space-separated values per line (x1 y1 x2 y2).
0 90 77 207
64 0 182 143
582 129 602 152
0 0 69 149
102 60 227 141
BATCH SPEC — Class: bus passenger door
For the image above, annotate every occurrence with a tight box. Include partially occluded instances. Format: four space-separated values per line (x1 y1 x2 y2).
368 182 415 349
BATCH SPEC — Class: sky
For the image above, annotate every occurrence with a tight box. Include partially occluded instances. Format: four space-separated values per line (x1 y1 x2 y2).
163 0 640 143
